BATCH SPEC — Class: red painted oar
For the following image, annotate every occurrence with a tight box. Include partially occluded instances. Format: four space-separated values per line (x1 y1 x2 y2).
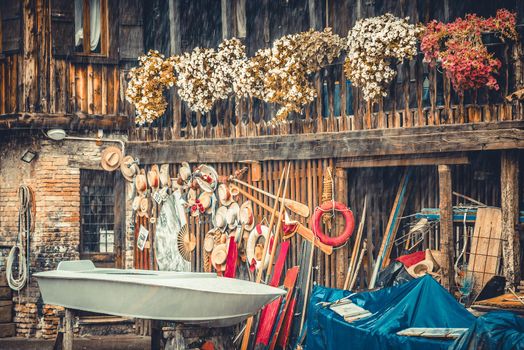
269 266 300 350
224 236 238 278
256 266 299 346
277 296 296 349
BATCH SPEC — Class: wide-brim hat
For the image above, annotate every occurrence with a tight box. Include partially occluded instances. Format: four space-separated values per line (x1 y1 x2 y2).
425 249 442 271
159 164 171 188
138 195 150 218
204 230 217 253
214 206 228 230
120 155 139 182
406 259 434 278
127 179 137 201
211 243 228 268
132 194 141 211
136 169 148 195
100 146 122 172
195 164 219 193
147 165 160 190
239 201 255 231
218 183 234 206
226 202 240 230
191 191 213 217
179 162 192 182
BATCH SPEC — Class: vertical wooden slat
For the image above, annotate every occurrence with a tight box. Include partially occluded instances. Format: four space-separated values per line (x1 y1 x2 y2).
438 164 454 290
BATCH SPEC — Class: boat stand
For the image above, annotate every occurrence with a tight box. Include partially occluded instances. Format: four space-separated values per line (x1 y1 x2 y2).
55 308 235 350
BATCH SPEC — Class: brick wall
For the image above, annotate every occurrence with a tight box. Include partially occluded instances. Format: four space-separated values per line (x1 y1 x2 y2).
0 132 130 338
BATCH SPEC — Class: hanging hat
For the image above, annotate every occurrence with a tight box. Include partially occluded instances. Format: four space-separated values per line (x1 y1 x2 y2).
127 179 137 201
204 230 217 253
239 201 255 231
100 146 122 172
406 259 434 278
120 156 140 182
214 206 228 230
195 164 219 193
226 202 240 230
425 249 442 271
136 169 148 195
159 164 171 189
138 195 150 218
218 183 234 206
132 194 141 212
147 165 160 191
191 191 213 217
211 243 228 270
179 162 192 182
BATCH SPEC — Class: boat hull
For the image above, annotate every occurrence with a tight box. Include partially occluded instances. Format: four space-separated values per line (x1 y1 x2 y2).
35 262 285 327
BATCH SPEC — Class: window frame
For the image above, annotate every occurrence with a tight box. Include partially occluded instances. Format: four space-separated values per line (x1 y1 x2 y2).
74 0 109 57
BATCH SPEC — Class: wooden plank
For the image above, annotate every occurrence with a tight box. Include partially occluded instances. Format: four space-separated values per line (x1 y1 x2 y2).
0 287 12 300
438 164 454 290
0 323 15 338
128 121 524 164
63 309 74 350
0 301 12 323
468 207 502 296
336 154 469 168
0 112 129 131
335 167 347 289
501 150 520 287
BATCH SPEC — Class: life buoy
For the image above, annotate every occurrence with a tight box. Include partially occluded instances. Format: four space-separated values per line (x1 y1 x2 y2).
246 224 273 271
311 201 355 247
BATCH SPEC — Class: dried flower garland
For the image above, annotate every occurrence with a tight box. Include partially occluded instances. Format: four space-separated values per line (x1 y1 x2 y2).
175 38 247 113
236 28 345 123
344 14 422 101
421 9 517 95
125 50 178 125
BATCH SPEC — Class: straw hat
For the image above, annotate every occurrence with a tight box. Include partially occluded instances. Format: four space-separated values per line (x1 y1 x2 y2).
211 243 228 269
132 194 141 211
239 201 255 231
100 146 122 172
120 156 139 182
406 259 434 278
191 191 213 217
159 164 171 188
214 206 228 230
147 165 160 191
195 164 219 193
179 162 192 182
226 202 240 230
204 231 216 253
425 249 442 271
136 169 148 195
218 183 234 206
127 179 137 201
138 195 150 218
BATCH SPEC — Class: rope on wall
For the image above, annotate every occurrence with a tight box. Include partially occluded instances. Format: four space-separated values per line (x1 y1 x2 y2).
7 185 34 291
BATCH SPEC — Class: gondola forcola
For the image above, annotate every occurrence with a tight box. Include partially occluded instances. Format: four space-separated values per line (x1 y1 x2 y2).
34 260 286 327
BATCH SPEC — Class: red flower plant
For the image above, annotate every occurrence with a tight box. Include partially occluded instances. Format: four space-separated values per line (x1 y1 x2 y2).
420 9 517 96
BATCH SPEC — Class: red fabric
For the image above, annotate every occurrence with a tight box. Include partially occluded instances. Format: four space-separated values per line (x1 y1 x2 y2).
311 201 355 247
224 236 238 278
396 250 425 267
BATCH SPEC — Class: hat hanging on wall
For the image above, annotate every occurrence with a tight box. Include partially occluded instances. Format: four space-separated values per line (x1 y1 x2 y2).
147 165 160 191
120 155 139 182
100 146 123 172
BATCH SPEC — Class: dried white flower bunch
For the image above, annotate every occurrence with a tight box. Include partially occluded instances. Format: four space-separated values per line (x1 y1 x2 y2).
126 50 178 125
175 38 247 113
344 14 422 101
236 28 345 124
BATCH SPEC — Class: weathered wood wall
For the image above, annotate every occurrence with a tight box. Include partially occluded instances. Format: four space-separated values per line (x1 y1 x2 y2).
129 0 524 142
133 151 505 289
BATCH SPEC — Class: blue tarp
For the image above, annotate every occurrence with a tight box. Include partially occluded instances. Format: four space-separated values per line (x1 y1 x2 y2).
305 275 475 350
450 311 524 350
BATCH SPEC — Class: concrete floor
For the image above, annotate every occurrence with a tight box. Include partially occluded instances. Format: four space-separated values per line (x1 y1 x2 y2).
0 335 150 350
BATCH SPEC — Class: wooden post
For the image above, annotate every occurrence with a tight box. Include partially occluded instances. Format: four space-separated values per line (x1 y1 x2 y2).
63 308 74 350
438 164 454 290
151 320 162 350
501 150 520 288
335 167 348 289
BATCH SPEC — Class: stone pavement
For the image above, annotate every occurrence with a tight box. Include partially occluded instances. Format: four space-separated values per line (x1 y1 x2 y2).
0 335 150 350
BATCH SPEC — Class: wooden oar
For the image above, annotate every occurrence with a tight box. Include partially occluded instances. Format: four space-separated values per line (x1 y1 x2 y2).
232 178 310 218
344 195 367 290
232 185 333 255
241 164 288 350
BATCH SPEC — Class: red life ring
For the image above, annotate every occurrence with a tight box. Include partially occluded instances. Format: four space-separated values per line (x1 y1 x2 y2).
311 201 355 247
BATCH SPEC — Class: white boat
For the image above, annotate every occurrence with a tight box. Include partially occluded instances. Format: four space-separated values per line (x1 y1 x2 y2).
34 260 285 327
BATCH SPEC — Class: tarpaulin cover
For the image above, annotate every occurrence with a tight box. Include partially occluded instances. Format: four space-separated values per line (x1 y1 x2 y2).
305 275 475 350
450 311 524 350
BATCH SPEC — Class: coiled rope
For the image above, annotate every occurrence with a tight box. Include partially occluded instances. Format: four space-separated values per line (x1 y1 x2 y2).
7 185 33 291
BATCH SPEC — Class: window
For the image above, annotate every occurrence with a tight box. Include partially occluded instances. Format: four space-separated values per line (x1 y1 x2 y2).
74 0 108 55
80 170 115 254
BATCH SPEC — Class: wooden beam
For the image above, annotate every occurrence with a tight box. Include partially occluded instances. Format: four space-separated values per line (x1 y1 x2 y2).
336 153 469 168
63 308 74 350
438 164 454 290
335 167 348 289
0 112 129 131
128 121 524 164
501 150 521 288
